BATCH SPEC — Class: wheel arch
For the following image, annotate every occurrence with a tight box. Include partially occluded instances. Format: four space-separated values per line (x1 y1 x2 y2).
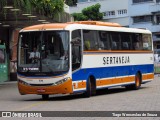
86 73 96 89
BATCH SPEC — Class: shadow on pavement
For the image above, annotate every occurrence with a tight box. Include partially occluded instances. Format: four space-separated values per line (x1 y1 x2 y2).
24 86 149 101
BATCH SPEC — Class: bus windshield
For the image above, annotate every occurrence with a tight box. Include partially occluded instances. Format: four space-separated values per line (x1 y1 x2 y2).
18 31 69 75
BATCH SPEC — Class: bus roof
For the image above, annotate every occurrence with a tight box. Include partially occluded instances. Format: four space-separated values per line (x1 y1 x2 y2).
21 23 69 31
67 21 122 27
21 21 121 31
21 21 151 34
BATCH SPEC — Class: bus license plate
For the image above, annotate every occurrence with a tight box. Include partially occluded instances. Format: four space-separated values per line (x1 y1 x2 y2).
37 89 46 93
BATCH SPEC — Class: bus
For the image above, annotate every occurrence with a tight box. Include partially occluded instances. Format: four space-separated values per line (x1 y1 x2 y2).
17 21 154 100
0 45 8 83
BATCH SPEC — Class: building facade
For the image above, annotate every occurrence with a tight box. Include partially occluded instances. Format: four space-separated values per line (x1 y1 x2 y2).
129 0 160 54
69 0 129 26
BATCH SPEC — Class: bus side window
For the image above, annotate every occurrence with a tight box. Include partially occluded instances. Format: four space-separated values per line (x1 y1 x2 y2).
121 33 132 50
142 34 152 50
133 34 143 50
112 41 117 50
122 42 129 50
83 30 98 50
98 31 110 50
110 32 120 50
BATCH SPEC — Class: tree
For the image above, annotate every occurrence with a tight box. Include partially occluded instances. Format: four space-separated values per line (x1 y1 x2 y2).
72 3 103 21
31 0 64 17
0 0 64 18
72 13 88 21
65 0 77 6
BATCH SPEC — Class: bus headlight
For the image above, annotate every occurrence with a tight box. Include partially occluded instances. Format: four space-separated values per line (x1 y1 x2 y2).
54 77 69 86
18 79 30 86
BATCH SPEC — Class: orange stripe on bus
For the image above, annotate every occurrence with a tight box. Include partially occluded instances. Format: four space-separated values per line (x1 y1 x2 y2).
96 76 135 87
142 74 154 81
73 81 86 89
74 74 154 90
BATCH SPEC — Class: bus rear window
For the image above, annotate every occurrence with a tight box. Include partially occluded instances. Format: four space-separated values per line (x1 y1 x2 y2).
0 49 5 63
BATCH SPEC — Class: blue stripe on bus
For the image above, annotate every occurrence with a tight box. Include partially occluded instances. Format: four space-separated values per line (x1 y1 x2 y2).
72 64 154 81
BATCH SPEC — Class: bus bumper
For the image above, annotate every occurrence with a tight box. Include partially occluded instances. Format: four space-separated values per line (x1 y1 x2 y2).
18 78 73 95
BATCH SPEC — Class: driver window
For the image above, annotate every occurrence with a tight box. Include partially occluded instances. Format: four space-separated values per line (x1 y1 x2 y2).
72 30 81 71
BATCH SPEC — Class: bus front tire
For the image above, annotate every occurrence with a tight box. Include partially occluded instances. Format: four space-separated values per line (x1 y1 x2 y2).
84 77 96 97
42 94 49 100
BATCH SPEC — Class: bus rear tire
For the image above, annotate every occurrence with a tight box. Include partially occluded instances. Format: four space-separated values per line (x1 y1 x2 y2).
134 73 141 90
125 73 141 90
84 77 96 97
42 94 49 100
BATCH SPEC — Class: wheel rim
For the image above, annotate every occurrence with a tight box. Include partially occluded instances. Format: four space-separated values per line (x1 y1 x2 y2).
136 75 140 87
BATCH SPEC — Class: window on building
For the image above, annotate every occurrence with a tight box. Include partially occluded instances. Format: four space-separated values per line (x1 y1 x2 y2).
105 11 115 17
157 0 160 3
157 44 160 49
133 0 153 4
118 9 127 15
156 15 160 24
78 0 88 2
90 0 99 1
133 15 153 23
103 12 107 16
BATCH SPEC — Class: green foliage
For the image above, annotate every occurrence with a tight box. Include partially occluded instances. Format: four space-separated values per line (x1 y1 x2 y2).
72 13 88 21
72 3 103 21
0 0 64 18
31 0 64 17
65 0 73 6
14 0 33 13
65 0 77 6
82 3 103 20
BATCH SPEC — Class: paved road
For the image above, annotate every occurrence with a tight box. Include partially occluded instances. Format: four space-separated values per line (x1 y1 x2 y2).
0 75 160 120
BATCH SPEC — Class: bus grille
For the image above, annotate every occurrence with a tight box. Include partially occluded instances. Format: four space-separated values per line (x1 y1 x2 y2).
30 84 53 86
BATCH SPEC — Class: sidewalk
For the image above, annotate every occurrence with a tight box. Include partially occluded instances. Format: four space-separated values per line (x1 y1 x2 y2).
154 74 160 77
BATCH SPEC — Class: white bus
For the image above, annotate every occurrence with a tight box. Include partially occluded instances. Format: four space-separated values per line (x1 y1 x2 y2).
17 21 154 100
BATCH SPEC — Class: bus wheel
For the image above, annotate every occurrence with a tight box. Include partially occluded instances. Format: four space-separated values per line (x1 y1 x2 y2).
85 77 96 97
125 73 141 90
134 73 141 90
42 94 49 100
